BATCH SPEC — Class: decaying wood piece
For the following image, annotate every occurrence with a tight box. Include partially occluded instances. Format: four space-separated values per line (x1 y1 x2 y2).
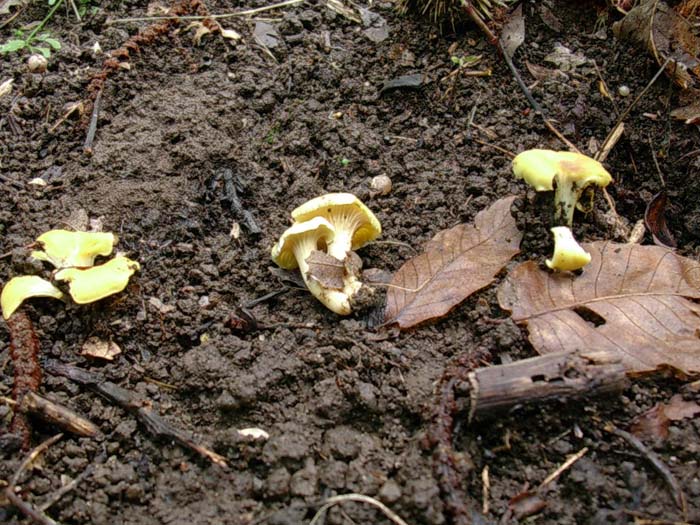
466 350 630 420
5 391 99 438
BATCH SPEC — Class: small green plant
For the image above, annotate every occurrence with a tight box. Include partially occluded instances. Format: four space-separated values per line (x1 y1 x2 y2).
0 0 65 58
339 158 350 167
265 124 280 144
0 30 61 58
450 54 482 68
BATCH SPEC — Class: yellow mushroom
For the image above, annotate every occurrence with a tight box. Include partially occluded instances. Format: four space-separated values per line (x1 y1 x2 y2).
1 276 65 319
291 193 381 261
31 229 116 268
512 149 613 227
546 226 591 272
271 217 355 315
54 256 140 304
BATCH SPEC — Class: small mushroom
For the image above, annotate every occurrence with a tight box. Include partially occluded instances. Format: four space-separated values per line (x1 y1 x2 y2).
31 230 116 269
271 217 354 315
512 149 613 227
1 276 65 319
546 226 591 272
290 193 381 261
54 256 140 304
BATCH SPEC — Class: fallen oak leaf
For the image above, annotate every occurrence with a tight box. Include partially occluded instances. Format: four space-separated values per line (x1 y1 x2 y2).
384 196 521 329
613 0 700 88
81 336 121 361
670 98 700 124
498 242 700 376
664 392 700 419
631 394 700 441
644 190 677 248
306 250 346 290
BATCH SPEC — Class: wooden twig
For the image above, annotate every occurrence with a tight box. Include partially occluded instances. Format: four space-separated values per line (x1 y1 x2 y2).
5 433 64 525
108 0 303 24
538 447 588 490
467 350 629 421
45 361 228 468
598 57 671 157
605 423 688 519
83 89 101 154
2 391 99 437
309 493 409 525
39 464 93 512
498 41 580 153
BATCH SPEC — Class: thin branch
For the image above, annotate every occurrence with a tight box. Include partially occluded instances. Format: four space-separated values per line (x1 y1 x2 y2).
539 447 588 490
108 0 304 24
605 423 687 519
5 433 64 525
598 57 671 155
46 361 228 468
309 493 409 525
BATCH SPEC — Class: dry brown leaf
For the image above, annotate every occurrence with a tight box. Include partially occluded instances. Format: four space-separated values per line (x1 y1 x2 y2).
306 250 345 290
631 393 700 440
631 402 670 440
498 242 700 376
613 0 700 89
670 98 700 124
384 196 521 329
664 393 700 420
81 336 122 361
644 190 677 248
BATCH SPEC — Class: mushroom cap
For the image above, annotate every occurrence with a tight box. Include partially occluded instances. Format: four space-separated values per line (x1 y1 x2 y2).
512 149 612 191
31 230 116 269
271 216 336 270
55 256 140 304
290 193 381 250
1 275 65 319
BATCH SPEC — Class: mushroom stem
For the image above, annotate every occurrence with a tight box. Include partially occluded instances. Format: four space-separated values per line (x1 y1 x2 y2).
553 176 583 227
293 238 351 315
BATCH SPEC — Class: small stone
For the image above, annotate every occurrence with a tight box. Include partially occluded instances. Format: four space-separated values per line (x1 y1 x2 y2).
27 54 48 73
618 85 630 97
379 479 402 503
370 175 392 196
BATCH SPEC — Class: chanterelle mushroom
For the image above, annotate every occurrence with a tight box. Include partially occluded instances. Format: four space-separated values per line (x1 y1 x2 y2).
512 149 613 227
291 193 381 261
1 276 65 319
55 256 140 304
271 217 354 315
31 230 116 269
546 226 591 272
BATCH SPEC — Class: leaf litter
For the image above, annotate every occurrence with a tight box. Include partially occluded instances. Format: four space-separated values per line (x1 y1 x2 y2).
384 196 521 329
498 241 700 377
613 0 700 89
631 393 700 441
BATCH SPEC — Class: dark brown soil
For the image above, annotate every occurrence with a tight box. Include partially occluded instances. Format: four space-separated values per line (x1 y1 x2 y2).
2 1 700 524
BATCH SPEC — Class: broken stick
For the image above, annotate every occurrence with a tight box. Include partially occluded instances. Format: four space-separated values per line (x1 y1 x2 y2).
45 361 228 468
466 350 630 421
2 391 99 438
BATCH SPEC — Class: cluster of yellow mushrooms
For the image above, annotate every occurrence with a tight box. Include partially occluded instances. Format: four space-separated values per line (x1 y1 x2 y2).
1 230 140 319
1 152 611 318
512 149 613 272
271 193 381 315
